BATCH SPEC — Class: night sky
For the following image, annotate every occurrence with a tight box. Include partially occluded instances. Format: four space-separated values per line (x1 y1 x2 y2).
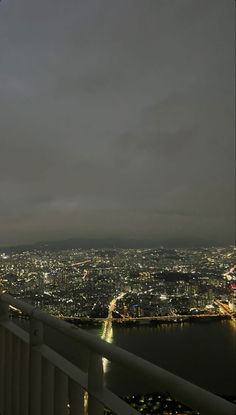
0 0 234 247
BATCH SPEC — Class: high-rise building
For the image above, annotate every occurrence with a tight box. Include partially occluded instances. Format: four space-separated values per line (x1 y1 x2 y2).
229 283 236 312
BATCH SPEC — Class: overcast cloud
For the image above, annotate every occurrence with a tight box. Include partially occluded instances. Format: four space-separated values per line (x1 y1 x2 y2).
0 0 235 247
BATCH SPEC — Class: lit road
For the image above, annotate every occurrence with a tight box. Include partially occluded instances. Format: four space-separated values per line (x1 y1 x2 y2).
60 311 226 322
215 300 232 315
59 296 235 324
101 292 126 372
214 300 236 325
71 259 91 267
101 292 126 341
223 266 236 279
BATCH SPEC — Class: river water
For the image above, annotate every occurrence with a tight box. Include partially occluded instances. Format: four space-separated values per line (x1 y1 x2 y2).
21 317 235 397
99 320 236 396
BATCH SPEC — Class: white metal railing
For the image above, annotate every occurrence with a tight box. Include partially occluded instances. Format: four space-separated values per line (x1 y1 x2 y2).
0 293 235 415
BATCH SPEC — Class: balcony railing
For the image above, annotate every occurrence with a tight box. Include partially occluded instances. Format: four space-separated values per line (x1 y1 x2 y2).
0 293 235 415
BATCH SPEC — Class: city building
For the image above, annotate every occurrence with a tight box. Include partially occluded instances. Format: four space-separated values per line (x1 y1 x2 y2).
229 283 236 312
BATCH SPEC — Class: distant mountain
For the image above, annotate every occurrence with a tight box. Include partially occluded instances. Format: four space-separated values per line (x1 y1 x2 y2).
0 236 226 253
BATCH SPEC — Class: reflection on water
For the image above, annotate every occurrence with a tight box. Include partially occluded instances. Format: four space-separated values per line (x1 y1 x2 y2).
101 322 113 372
16 316 236 396
104 320 236 396
91 320 236 395
100 293 126 372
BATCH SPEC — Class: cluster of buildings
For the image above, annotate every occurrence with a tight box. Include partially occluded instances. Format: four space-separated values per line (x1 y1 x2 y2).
105 393 200 415
229 283 236 312
0 246 235 320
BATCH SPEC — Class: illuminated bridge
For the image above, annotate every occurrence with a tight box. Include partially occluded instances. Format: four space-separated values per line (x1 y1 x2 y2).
0 293 235 415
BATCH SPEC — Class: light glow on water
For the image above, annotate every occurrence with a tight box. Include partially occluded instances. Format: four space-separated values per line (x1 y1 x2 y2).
100 293 125 372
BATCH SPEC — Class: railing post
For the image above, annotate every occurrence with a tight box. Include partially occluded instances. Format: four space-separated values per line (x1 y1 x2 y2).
88 352 104 415
68 378 85 415
0 325 5 414
54 368 68 415
29 317 43 415
20 340 29 415
5 329 13 415
42 358 54 415
0 297 8 414
12 335 21 415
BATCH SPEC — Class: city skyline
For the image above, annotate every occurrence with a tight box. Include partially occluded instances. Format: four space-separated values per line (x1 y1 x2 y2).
0 0 235 247
1 244 235 407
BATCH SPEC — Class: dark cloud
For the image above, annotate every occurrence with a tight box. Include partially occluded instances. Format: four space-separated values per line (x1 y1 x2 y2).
0 0 234 247
117 128 196 157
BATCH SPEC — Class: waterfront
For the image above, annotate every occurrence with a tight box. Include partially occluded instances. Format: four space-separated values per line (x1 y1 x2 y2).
25 316 236 397
5 245 235 401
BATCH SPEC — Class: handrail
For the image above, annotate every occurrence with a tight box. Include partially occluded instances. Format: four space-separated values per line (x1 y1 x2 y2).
1 293 236 415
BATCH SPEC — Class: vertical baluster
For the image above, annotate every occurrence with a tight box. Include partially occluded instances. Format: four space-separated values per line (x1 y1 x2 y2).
68 378 85 415
4 329 12 415
42 358 54 415
12 335 21 415
88 352 104 415
54 368 68 415
0 298 8 414
29 318 43 415
20 340 29 415
0 325 5 414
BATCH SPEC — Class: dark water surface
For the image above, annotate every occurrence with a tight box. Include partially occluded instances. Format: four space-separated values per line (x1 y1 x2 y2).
19 318 235 396
101 321 236 395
